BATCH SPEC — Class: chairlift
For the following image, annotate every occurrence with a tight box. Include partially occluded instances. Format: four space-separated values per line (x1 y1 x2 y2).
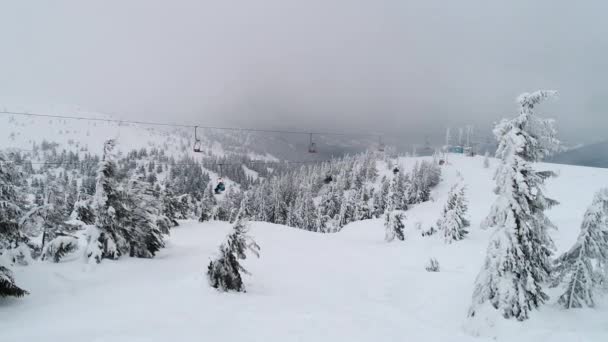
193 126 202 153
214 164 226 194
214 178 226 194
308 133 317 153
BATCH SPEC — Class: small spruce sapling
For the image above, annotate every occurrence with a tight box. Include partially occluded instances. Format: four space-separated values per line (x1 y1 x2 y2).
207 219 261 292
425 258 440 272
384 210 406 242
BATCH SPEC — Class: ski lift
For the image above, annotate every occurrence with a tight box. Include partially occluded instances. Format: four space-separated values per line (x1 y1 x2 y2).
214 178 226 194
308 133 317 153
214 164 226 194
392 167 400 174
193 126 202 153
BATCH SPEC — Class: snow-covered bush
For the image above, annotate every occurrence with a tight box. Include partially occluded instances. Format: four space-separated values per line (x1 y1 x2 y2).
41 235 79 263
425 258 440 272
207 219 260 292
552 188 608 309
469 90 560 321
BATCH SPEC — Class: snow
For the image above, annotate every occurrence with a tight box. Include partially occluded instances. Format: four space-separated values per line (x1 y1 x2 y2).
242 165 259 180
1 155 608 341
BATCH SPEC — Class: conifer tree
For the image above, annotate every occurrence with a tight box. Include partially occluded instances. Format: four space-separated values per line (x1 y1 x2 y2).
469 90 560 321
0 153 28 297
125 176 166 257
87 139 129 262
437 184 470 243
207 219 260 292
552 189 608 309
20 179 69 250
373 177 390 218
353 187 372 221
160 183 180 227
384 210 406 242
199 184 217 222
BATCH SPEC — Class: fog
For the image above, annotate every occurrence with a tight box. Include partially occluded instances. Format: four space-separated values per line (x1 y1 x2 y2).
1 0 607 145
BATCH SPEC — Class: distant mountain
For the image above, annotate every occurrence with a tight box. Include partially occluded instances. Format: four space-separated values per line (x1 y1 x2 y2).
549 140 608 168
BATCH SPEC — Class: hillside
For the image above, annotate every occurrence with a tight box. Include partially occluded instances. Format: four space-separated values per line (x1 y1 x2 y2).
0 108 378 161
549 140 608 169
1 155 607 341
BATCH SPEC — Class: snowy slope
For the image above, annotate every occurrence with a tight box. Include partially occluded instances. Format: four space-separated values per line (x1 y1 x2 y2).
1 155 607 341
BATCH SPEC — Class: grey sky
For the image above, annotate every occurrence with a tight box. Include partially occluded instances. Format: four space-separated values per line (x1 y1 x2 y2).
1 0 607 145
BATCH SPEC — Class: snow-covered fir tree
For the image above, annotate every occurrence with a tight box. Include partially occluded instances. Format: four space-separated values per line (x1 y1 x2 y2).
199 184 217 222
384 210 406 242
437 184 470 243
20 179 70 251
207 219 260 292
160 183 180 227
552 188 608 309
41 235 79 263
0 153 28 297
353 186 372 221
373 177 390 218
469 90 560 321
124 175 166 258
86 139 126 263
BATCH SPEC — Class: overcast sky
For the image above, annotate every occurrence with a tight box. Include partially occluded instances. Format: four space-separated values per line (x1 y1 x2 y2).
1 0 606 144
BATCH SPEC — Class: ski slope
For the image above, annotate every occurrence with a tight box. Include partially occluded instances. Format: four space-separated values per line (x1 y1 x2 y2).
1 155 608 341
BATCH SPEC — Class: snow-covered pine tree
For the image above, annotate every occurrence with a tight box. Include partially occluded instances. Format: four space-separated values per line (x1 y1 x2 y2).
372 176 390 218
384 210 406 242
86 139 129 263
199 184 217 222
207 219 260 292
236 190 257 222
469 90 560 321
338 190 356 228
552 188 608 309
353 187 372 221
41 235 79 262
20 179 69 251
437 184 470 243
318 184 341 221
298 187 317 231
124 175 166 258
71 193 95 225
160 183 180 227
0 153 28 297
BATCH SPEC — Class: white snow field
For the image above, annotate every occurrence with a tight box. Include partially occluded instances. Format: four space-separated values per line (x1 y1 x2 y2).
2 155 608 341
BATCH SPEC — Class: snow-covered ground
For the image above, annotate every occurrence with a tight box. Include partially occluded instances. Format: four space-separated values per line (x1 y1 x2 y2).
1 155 608 341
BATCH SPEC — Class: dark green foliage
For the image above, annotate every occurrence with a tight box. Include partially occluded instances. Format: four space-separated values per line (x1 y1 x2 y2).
0 266 28 297
207 220 260 292
41 235 78 263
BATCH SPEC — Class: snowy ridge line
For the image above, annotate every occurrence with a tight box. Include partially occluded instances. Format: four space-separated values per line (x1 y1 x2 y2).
0 159 333 166
0 110 381 138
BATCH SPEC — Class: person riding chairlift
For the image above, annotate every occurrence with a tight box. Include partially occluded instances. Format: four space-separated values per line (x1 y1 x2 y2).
214 178 226 194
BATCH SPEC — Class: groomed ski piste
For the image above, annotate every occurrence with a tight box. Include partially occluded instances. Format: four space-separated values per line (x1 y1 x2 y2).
2 155 607 341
